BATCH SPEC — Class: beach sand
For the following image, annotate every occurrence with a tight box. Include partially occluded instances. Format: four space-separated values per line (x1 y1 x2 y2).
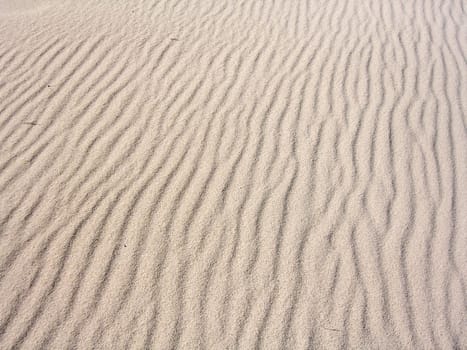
0 0 466 348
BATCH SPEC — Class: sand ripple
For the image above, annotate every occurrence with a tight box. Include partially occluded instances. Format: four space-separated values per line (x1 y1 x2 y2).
0 0 466 348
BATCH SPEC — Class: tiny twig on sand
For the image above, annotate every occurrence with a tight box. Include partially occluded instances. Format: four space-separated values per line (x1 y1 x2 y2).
322 327 341 332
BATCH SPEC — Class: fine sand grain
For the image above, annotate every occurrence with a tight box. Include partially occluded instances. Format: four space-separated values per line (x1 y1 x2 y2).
0 0 466 349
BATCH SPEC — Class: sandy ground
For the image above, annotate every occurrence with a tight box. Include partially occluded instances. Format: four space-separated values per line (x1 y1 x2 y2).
0 0 466 349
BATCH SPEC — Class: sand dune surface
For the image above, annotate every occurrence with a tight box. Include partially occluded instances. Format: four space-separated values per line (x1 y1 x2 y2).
0 0 466 348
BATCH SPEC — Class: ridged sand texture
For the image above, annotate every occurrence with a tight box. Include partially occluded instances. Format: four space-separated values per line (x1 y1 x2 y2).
0 0 466 348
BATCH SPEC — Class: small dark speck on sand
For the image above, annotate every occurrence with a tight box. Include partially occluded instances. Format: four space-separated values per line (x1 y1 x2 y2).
22 121 39 126
170 38 179 41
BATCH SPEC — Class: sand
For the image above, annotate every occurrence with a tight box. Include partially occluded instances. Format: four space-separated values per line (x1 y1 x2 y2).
0 0 466 349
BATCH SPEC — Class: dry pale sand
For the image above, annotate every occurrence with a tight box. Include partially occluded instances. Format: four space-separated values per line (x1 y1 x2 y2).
0 0 466 349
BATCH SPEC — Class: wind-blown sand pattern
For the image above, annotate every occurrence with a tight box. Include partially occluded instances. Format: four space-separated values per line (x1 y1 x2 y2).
0 0 466 348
